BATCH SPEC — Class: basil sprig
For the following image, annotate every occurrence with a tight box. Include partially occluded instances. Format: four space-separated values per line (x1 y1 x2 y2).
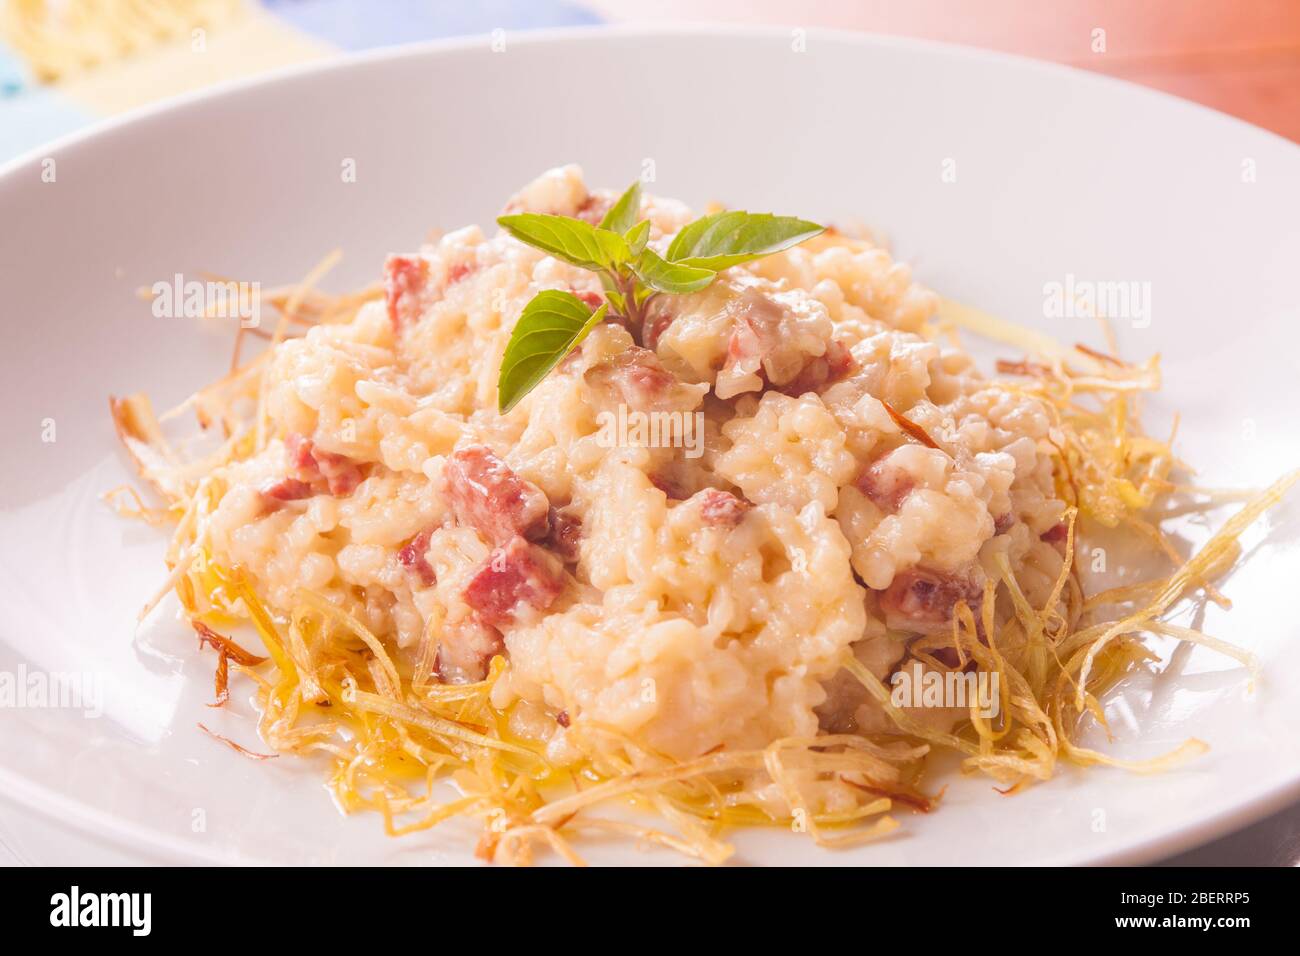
497 291 608 414
496 179 823 412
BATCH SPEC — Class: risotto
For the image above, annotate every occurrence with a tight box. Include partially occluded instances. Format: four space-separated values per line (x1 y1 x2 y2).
112 165 1292 863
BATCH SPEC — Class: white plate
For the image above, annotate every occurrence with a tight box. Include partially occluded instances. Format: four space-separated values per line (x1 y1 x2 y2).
2 26 1299 866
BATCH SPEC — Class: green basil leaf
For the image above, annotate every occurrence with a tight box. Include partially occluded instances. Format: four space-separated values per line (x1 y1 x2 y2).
600 180 642 235
624 219 651 257
498 290 608 413
632 248 717 295
665 211 824 270
497 213 629 272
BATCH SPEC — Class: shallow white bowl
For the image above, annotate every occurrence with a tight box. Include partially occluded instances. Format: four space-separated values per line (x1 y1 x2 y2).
2 25 1299 866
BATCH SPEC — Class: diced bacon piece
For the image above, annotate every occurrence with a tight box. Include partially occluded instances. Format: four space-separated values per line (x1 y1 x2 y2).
285 432 316 473
286 432 363 496
642 305 675 352
1040 522 1069 544
385 255 475 333
649 472 688 501
720 289 842 392
857 459 915 512
464 537 565 627
724 289 787 377
544 507 583 564
994 512 1016 535
727 314 772 366
435 616 503 684
384 255 432 332
780 338 856 396
260 477 314 502
691 488 751 528
446 261 476 285
879 568 981 631
584 346 695 412
575 289 604 310
442 446 550 547
398 528 437 587
311 446 363 496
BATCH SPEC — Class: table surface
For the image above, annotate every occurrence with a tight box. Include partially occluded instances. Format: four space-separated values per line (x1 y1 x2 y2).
591 0 1300 143
1 0 1296 866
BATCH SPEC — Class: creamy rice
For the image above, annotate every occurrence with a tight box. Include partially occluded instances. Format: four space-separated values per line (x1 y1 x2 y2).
204 165 1067 772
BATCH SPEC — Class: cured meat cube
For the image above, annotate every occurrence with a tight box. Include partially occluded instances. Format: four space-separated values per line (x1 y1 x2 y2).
398 528 437 587
384 255 433 331
463 537 564 627
442 446 550 546
879 568 981 630
691 488 751 528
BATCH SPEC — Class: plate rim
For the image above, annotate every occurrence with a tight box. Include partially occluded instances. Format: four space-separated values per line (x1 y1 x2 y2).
3 21 1296 184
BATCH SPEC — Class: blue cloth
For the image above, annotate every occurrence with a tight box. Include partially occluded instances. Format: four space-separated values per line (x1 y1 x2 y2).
0 81 96 164
0 1 601 164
